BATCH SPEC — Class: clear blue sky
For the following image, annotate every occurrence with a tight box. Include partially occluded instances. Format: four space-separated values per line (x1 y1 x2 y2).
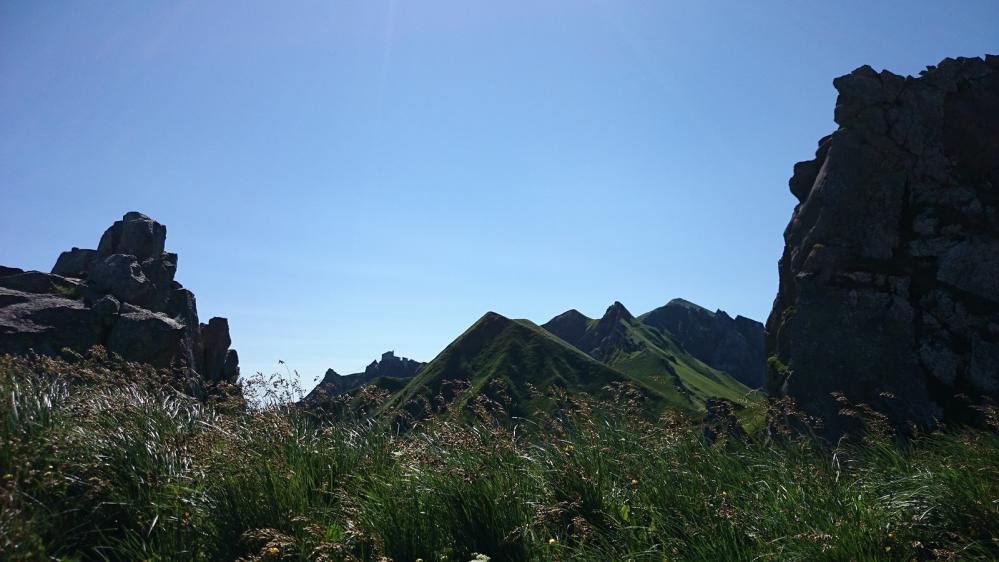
2 1 996 386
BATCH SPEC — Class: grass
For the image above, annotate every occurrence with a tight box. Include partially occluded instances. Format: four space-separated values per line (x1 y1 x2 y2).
2 351 998 561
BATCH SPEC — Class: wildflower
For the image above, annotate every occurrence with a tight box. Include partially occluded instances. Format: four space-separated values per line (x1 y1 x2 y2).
631 479 639 487
887 532 894 540
266 546 280 556
885 546 891 553
416 559 424 562
2 473 11 480
565 445 574 453
720 491 728 497
549 538 557 545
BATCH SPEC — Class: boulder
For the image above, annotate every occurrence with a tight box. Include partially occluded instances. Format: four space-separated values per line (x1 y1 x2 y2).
222 349 240 383
97 212 166 261
107 305 187 368
198 317 232 382
766 55 999 437
52 247 98 278
0 271 81 297
0 288 107 359
88 254 155 306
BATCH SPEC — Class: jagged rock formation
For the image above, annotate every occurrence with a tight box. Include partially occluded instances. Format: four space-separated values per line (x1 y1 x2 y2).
0 212 240 392
306 351 424 400
766 55 999 435
640 299 766 389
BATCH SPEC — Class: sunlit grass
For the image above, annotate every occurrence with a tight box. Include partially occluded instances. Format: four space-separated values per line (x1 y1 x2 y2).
2 352 997 561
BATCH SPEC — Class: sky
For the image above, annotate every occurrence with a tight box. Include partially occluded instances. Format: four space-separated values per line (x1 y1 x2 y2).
1 1 996 387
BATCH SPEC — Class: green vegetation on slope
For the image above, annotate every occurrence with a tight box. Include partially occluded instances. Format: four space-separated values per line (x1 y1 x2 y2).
2 353 997 561
542 302 755 412
378 312 672 424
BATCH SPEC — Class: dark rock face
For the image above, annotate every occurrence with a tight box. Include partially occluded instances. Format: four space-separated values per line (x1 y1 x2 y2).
306 351 425 401
198 317 233 383
97 211 167 261
640 299 767 389
0 212 240 392
52 248 98 278
766 55 999 436
540 309 590 347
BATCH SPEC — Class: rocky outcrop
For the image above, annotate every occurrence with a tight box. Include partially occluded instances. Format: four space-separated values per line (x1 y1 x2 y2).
640 299 766 388
306 351 424 401
0 212 240 394
766 55 999 436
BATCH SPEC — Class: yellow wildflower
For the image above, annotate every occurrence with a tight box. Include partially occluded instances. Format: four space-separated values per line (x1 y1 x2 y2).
266 546 280 556
631 479 639 487
548 538 557 545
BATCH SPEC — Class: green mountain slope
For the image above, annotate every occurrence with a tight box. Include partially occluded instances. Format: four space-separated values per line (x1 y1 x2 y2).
542 302 754 410
379 311 671 422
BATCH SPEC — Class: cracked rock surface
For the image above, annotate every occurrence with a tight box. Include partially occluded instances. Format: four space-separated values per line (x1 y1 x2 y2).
0 212 240 394
766 55 999 436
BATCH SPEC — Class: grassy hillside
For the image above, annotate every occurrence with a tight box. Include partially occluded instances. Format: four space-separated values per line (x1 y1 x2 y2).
378 312 673 424
542 303 755 412
3 353 998 561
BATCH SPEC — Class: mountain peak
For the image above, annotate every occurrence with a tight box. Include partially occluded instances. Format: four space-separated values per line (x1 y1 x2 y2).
640 299 766 389
602 301 634 322
666 298 711 314
541 309 592 346
479 311 508 323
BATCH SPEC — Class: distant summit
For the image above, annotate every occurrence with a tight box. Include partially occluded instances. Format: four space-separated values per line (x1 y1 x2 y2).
306 350 424 401
0 212 239 396
640 299 766 389
543 301 754 408
303 298 764 423
380 311 662 423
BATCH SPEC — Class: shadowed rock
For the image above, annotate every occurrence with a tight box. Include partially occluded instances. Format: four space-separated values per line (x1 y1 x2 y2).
0 212 241 394
766 55 999 436
97 212 166 261
52 248 98 278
